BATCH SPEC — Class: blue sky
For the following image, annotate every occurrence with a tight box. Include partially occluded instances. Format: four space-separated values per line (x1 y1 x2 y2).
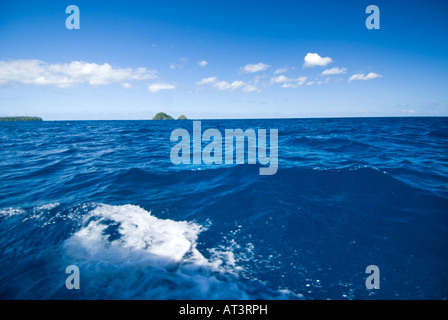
0 0 447 119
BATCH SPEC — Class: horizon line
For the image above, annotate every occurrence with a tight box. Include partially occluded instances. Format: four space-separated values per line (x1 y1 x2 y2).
3 115 446 121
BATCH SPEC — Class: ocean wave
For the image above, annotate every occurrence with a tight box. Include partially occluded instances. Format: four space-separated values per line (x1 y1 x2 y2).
0 203 302 299
1 118 447 299
62 204 302 299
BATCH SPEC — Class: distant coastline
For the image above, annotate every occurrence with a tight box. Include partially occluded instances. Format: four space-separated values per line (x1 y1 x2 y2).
0 116 43 122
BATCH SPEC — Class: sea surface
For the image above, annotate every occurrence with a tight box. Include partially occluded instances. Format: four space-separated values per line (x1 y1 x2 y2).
0 117 447 300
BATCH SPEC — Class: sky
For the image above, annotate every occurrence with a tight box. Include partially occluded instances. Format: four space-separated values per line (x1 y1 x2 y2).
0 0 447 120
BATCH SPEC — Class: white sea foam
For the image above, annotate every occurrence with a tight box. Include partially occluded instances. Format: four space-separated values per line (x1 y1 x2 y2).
1 203 300 299
36 203 60 211
0 207 25 218
62 204 261 299
65 204 208 267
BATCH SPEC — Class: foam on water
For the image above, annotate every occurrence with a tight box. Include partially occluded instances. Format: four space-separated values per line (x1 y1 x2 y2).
65 204 207 267
62 204 297 299
0 207 25 218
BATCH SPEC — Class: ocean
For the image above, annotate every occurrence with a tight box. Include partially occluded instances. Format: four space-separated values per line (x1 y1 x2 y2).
0 117 447 299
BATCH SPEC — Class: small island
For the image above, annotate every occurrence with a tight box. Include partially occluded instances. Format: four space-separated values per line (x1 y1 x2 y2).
0 116 43 122
152 112 174 120
152 112 187 120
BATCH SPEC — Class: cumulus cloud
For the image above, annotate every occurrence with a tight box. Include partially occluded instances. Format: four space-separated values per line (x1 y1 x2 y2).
0 59 156 88
242 84 258 92
274 67 289 74
303 53 333 68
195 77 217 85
270 75 289 84
196 76 258 92
348 72 382 82
214 80 245 91
147 82 175 92
321 67 347 76
242 63 270 73
270 75 307 88
198 60 208 67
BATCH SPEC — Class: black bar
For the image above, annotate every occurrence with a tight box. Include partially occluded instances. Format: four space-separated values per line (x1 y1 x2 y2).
1 300 446 318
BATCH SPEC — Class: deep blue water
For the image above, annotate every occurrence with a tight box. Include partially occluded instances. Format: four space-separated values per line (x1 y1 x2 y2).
0 117 447 300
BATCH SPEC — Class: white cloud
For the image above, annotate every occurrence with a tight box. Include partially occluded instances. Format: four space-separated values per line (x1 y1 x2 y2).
198 60 208 67
293 77 307 87
303 53 333 68
169 57 189 70
243 84 258 92
242 63 270 73
196 76 217 85
348 72 382 83
274 67 289 74
196 76 259 92
122 82 132 89
148 82 175 92
270 75 289 83
213 80 245 91
321 67 347 76
316 77 330 85
213 81 230 90
0 59 156 88
270 75 307 88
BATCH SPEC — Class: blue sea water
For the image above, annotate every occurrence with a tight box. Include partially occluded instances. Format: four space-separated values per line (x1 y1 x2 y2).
0 117 447 300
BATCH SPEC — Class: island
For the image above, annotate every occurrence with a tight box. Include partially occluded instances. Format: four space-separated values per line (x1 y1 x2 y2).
152 112 188 120
0 116 43 122
152 112 174 120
